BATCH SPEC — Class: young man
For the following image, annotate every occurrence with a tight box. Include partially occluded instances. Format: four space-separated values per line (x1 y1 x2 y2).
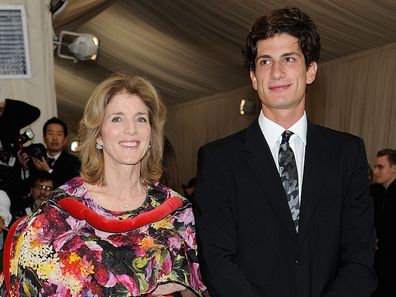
195 7 377 297
19 117 80 187
372 149 396 297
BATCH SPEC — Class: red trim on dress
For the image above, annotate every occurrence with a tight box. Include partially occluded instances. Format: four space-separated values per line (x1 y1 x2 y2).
58 196 184 232
3 196 184 293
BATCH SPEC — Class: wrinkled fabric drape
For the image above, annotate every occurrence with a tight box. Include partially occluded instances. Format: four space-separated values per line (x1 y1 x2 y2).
167 85 259 184
307 42 396 166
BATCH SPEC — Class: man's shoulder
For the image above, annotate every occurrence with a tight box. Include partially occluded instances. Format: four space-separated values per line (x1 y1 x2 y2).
56 151 81 172
309 122 363 144
59 151 80 162
200 125 251 154
388 179 396 195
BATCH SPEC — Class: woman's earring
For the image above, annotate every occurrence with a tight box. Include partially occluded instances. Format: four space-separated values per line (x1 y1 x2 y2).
96 143 103 150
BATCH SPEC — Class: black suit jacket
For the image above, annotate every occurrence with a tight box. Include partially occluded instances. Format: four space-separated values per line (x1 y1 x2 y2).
372 180 396 295
29 151 80 188
10 151 80 218
375 179 396 260
195 120 377 297
49 151 81 187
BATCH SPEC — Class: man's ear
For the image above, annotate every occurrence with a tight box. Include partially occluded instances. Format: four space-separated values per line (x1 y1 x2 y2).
306 62 318 85
391 164 396 175
250 70 258 90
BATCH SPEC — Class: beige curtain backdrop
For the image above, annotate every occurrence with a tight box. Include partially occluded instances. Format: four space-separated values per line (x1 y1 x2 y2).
0 0 56 142
306 42 396 166
168 42 396 184
167 85 259 184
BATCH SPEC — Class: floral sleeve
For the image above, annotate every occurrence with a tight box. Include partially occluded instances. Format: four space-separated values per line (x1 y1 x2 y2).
168 203 208 295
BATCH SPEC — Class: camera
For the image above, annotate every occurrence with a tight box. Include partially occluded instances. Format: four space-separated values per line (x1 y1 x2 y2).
10 128 46 160
9 128 35 152
0 150 16 167
24 143 47 160
5 129 47 166
0 128 34 167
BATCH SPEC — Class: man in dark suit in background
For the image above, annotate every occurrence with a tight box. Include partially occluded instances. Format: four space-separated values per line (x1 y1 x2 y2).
195 7 377 297
371 149 396 297
19 117 80 188
0 98 40 218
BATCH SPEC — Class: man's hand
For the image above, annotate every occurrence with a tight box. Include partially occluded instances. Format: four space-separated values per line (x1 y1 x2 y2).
17 150 30 170
151 283 194 296
32 156 51 172
0 216 7 231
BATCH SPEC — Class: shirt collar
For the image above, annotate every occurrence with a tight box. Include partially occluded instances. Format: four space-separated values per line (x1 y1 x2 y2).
258 111 307 148
47 151 62 160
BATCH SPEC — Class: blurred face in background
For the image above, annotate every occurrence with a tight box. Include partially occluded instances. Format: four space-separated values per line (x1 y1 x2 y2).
31 180 54 204
373 155 396 189
44 123 67 154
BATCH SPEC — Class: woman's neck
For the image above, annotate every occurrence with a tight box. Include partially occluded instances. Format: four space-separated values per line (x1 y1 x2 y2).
88 165 147 211
88 183 147 212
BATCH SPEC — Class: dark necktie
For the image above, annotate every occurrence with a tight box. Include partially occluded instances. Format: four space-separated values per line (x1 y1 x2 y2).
278 130 300 231
47 157 56 168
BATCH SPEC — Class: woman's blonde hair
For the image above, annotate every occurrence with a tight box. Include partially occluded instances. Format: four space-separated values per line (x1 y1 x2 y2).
77 73 167 186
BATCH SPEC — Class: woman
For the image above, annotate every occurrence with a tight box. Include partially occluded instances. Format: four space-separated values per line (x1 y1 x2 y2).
1 73 209 297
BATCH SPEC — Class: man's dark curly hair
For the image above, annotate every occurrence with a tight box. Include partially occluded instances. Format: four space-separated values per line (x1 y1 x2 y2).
243 7 321 71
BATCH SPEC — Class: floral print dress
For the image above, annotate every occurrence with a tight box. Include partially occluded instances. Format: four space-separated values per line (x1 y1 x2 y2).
0 176 209 297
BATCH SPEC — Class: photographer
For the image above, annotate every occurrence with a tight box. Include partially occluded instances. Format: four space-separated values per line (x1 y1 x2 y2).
11 171 54 221
0 99 40 155
0 98 40 215
18 117 80 188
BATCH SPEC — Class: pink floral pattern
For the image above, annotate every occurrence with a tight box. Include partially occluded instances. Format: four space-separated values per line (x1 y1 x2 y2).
0 177 209 297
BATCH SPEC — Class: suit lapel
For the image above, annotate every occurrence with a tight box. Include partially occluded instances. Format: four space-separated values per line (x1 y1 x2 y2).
53 151 65 169
297 122 328 247
243 122 298 240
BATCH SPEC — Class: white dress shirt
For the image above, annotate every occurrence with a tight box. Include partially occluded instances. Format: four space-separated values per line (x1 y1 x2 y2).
47 151 61 164
258 111 307 203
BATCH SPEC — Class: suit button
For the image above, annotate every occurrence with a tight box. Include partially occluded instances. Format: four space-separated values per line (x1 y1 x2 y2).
295 259 303 265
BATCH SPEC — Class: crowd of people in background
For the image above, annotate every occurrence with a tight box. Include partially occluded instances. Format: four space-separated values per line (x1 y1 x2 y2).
0 74 209 296
0 6 394 297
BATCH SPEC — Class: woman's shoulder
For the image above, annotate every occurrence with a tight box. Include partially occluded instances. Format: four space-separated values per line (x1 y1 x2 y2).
58 176 85 194
150 182 191 208
26 177 84 218
149 183 195 226
45 176 86 204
